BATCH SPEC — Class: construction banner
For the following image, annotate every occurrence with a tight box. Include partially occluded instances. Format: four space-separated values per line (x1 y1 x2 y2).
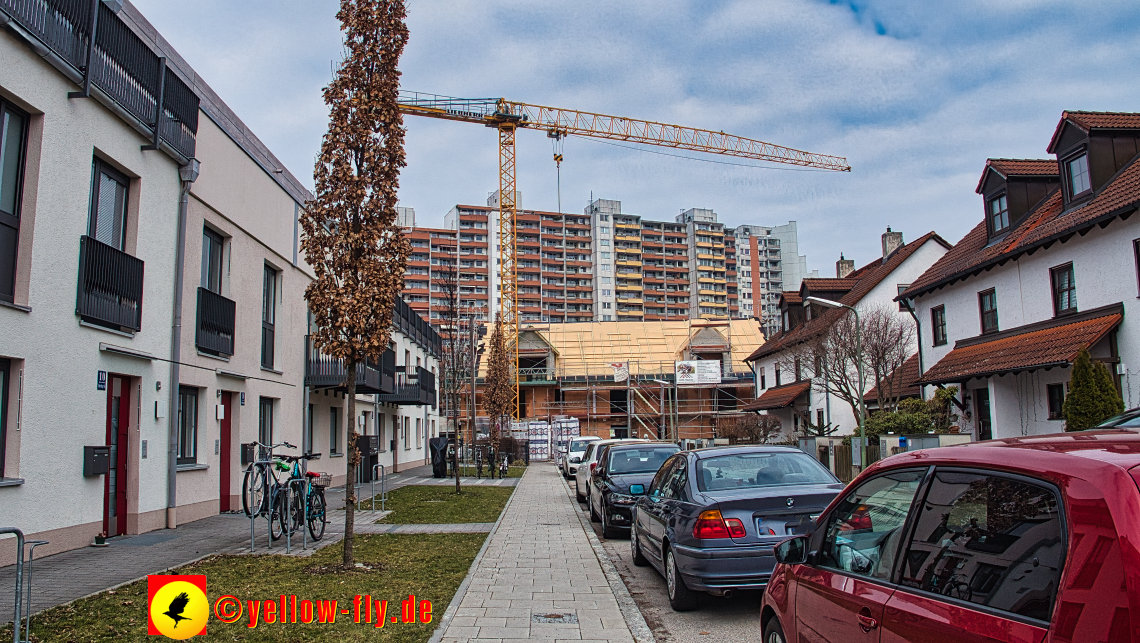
611 362 629 382
675 360 721 385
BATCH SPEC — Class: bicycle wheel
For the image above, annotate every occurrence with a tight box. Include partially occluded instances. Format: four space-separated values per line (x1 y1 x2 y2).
289 483 305 534
307 489 327 541
269 494 285 541
242 466 268 517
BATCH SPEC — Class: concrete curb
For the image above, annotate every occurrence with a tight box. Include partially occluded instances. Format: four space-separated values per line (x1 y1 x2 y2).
562 473 657 643
425 472 523 643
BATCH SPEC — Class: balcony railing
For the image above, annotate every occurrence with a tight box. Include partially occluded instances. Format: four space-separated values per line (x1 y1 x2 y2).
76 235 144 332
195 287 235 356
377 366 436 406
0 0 199 159
305 337 395 395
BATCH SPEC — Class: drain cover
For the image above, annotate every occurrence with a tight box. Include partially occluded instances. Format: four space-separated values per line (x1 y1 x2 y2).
532 612 578 624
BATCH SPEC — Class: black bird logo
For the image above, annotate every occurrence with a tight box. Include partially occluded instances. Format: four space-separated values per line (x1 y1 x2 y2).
163 592 191 628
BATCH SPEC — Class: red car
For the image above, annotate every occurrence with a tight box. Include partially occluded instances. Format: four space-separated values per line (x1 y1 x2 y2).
760 429 1140 643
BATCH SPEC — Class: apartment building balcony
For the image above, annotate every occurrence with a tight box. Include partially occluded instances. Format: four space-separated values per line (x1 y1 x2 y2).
615 261 642 269
193 286 236 356
75 235 145 332
615 234 641 242
377 366 436 405
615 221 640 230
306 338 396 395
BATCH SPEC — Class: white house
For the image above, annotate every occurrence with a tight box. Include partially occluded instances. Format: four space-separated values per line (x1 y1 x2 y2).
743 229 951 437
901 111 1140 440
0 0 437 564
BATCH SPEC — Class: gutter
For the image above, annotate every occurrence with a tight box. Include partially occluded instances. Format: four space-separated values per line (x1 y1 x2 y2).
901 298 925 401
167 160 200 528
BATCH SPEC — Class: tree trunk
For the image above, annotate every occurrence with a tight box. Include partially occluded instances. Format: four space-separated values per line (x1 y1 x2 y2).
454 419 461 494
343 360 358 568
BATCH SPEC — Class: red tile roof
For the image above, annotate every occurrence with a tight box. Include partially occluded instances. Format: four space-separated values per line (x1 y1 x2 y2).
918 310 1122 385
801 278 859 292
747 232 951 362
742 380 812 411
904 153 1140 300
865 354 922 402
780 292 803 305
1048 111 1140 153
974 158 1059 194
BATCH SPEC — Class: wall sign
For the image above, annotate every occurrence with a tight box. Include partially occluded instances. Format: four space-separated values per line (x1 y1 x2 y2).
97 371 107 391
240 392 246 406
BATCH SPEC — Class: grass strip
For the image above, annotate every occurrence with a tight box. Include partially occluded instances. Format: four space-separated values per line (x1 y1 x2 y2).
359 485 514 524
2 533 483 643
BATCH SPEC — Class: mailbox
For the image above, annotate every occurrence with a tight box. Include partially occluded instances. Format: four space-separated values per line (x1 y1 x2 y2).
241 442 256 466
84 446 110 476
356 435 378 456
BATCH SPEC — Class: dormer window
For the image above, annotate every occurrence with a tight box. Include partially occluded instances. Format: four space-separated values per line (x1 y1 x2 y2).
1066 153 1091 197
989 194 1009 235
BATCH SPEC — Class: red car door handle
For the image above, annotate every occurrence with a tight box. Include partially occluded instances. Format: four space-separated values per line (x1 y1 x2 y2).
857 609 878 631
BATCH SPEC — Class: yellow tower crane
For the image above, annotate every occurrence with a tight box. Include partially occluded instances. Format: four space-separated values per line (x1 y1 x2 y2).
397 92 851 420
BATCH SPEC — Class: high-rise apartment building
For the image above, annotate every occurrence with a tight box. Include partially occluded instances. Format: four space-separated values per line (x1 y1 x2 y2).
400 194 813 333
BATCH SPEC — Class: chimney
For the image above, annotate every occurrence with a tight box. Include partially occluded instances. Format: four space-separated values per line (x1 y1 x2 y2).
836 254 855 278
882 227 904 261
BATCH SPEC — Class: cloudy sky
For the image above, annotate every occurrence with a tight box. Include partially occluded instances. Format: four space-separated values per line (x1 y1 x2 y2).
131 0 1140 272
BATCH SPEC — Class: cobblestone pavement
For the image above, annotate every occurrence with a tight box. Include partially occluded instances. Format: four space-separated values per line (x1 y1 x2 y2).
0 464 513 620
436 464 645 643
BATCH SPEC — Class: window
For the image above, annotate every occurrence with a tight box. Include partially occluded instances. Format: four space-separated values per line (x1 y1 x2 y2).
416 418 422 448
262 265 278 369
602 314 612 321
897 284 911 311
775 365 782 387
759 366 766 389
601 277 611 284
931 305 947 346
600 239 609 247
599 214 609 221
600 226 609 234
0 359 9 478
989 194 1009 234
306 404 314 454
1047 384 1066 420
601 252 610 259
1067 153 1091 197
817 409 825 428
89 159 129 251
403 417 410 450
329 407 341 455
979 289 998 334
1050 263 1077 316
0 101 28 303
258 397 273 446
177 387 198 465
201 228 224 293
899 471 1064 622
818 468 924 580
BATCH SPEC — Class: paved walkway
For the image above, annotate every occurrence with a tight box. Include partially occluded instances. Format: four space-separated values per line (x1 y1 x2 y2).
436 464 639 643
0 464 514 620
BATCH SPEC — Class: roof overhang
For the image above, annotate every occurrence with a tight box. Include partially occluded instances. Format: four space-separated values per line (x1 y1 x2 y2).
741 381 812 411
918 305 1123 385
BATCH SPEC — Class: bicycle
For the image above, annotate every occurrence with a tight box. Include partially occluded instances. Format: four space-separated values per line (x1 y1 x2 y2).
242 441 295 518
278 453 330 541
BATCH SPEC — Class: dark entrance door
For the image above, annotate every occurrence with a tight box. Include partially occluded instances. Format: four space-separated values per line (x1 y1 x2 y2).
975 387 992 441
219 392 232 512
104 375 130 537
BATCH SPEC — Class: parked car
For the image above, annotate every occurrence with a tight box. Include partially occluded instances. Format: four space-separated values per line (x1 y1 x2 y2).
631 446 843 611
589 442 681 538
760 428 1140 643
563 435 601 479
1095 406 1140 428
574 438 645 502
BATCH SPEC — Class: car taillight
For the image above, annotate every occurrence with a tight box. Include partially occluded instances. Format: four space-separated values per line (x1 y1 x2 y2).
724 518 747 538
590 463 597 473
840 505 873 531
693 509 731 539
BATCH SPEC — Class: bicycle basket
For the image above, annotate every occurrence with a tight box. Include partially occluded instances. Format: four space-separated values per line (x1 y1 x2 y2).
312 473 332 488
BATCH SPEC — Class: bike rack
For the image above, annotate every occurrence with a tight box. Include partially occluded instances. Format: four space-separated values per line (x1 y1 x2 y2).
3 527 48 643
371 464 387 511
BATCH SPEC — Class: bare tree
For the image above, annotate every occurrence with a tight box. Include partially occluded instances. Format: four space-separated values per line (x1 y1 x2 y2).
434 265 464 491
484 313 513 448
862 304 916 413
720 414 783 443
299 0 409 568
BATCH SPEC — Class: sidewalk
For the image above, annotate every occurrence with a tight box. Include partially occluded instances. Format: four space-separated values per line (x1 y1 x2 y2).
435 464 644 643
0 463 516 621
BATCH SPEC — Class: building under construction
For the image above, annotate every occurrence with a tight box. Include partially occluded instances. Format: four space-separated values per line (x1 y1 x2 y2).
472 319 764 442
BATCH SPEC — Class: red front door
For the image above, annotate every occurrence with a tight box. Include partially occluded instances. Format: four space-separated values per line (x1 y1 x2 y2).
219 392 232 512
103 375 130 537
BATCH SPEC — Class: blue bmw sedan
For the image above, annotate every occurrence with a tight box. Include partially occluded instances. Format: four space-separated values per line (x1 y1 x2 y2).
630 445 843 611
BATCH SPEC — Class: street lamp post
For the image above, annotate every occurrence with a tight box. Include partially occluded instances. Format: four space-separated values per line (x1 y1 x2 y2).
806 296 868 470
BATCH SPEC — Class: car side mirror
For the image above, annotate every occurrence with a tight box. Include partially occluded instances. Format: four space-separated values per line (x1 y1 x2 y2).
774 536 808 566
629 484 645 495
570 457 581 464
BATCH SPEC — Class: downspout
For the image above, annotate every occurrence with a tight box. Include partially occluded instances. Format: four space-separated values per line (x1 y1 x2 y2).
901 297 925 401
167 159 200 529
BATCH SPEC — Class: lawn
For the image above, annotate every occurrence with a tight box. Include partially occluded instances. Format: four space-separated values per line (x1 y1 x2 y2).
2 533 484 643
360 485 514 524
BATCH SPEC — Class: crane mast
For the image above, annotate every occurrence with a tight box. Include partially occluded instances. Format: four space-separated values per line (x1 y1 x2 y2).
397 92 851 422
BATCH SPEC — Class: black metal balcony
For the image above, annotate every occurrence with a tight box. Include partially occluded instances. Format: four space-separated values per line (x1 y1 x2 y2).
304 336 392 395
195 287 235 356
378 366 436 406
1 0 199 158
75 235 144 332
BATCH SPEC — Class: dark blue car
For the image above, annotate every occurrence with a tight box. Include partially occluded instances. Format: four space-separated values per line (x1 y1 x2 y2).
630 445 843 611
